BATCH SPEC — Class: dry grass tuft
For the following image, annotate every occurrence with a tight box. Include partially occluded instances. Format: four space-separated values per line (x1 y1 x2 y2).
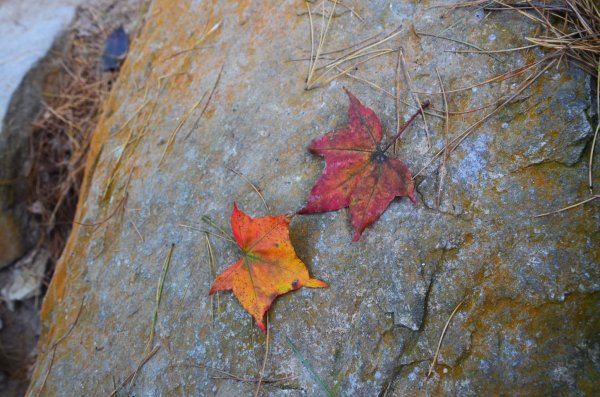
27 17 118 270
463 0 599 75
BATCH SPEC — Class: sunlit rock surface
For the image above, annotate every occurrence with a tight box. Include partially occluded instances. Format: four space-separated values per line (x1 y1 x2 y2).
28 1 598 396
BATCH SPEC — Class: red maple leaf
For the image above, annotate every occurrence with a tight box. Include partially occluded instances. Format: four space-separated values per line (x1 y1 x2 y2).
209 204 327 332
299 90 427 241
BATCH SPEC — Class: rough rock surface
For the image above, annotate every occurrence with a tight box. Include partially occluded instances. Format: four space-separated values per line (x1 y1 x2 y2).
28 1 598 396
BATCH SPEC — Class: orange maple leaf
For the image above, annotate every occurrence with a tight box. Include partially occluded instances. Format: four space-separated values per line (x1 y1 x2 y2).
209 204 328 332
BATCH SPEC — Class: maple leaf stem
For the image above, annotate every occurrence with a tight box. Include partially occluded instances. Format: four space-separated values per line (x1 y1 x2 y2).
382 100 430 153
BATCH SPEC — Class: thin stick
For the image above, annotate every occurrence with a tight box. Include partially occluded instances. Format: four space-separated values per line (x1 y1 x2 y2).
399 48 431 148
227 167 269 211
382 101 430 153
146 244 174 354
589 63 599 194
427 298 465 378
435 67 450 209
110 346 160 397
254 314 269 397
533 195 600 217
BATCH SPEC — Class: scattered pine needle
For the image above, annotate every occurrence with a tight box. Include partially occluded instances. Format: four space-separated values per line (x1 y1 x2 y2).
177 223 235 243
399 48 431 148
110 345 160 397
201 215 235 241
159 99 204 166
435 67 450 210
413 59 557 179
394 49 403 154
177 362 296 384
162 20 222 62
186 63 224 139
416 31 502 62
146 244 174 354
254 314 269 397
589 62 599 194
285 335 334 397
533 195 600 218
427 298 465 378
226 167 269 212
205 233 219 325
35 298 85 396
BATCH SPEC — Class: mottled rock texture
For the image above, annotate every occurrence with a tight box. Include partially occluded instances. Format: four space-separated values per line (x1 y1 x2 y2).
28 1 598 396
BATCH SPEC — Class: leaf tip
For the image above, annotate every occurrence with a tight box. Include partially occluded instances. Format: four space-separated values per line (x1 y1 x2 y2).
257 319 267 333
305 278 328 289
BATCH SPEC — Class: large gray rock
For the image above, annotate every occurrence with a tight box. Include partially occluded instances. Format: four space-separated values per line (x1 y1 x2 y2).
28 1 598 396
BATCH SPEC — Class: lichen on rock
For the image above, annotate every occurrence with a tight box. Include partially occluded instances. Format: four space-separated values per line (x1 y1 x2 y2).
28 1 599 396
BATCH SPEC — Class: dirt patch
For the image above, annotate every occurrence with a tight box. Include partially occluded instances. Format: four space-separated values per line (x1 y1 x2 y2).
0 1 147 395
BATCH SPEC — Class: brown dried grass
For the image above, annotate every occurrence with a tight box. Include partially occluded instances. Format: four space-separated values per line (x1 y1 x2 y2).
27 21 117 270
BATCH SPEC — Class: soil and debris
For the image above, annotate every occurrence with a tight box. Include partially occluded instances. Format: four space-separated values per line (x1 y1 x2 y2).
0 1 147 395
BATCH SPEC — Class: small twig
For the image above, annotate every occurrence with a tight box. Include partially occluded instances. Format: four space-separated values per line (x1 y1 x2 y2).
382 101 430 153
427 298 465 378
533 195 600 218
146 244 174 354
399 48 431 148
227 167 269 211
110 345 160 397
254 314 269 397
